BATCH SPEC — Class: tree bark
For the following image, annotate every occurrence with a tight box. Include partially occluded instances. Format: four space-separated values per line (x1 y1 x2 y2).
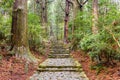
92 0 99 34
64 0 70 43
72 0 88 34
11 0 37 62
72 0 81 34
40 0 48 28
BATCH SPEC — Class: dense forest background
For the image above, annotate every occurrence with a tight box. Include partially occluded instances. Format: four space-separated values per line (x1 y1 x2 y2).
0 0 120 80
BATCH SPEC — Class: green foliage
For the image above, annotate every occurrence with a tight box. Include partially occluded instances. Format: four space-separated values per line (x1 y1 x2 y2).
73 11 92 34
0 0 13 45
0 13 11 44
69 1 120 65
0 0 13 15
28 13 45 53
115 52 120 61
80 30 119 63
69 11 92 50
0 0 13 8
90 63 106 75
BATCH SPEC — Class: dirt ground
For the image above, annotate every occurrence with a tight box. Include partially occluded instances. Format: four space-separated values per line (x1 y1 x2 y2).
71 50 120 80
0 50 46 80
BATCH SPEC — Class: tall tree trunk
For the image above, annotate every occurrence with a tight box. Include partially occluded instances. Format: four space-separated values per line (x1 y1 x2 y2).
92 0 99 34
72 0 88 34
72 0 81 34
11 0 37 62
39 0 48 37
40 0 48 28
64 0 70 43
33 0 36 13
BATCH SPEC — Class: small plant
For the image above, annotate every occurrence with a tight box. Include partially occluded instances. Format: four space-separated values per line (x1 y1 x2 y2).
90 63 106 75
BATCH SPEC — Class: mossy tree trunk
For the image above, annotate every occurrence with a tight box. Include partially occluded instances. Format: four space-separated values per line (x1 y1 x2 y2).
11 0 37 62
92 0 99 34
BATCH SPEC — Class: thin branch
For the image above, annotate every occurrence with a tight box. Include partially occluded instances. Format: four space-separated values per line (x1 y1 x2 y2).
105 27 120 48
83 0 88 5
111 33 120 48
76 0 89 8
76 0 82 8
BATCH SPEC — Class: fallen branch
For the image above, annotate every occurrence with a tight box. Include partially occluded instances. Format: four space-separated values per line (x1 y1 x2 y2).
105 27 120 48
110 31 120 48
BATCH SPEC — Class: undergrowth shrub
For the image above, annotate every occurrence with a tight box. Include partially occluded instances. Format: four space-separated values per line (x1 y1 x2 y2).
69 11 92 50
80 31 119 64
28 13 45 53
0 14 11 45
69 1 120 68
0 0 13 46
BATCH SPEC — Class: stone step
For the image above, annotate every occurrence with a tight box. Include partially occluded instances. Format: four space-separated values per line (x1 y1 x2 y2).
50 48 67 51
50 46 65 49
37 66 83 72
48 53 70 56
50 50 67 53
48 57 70 58
50 49 69 53
48 56 70 58
37 69 82 72
50 51 69 54
39 66 82 68
30 72 89 80
39 58 80 67
48 54 70 58
50 48 66 50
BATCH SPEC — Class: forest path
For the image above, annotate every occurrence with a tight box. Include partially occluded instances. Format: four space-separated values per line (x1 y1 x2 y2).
30 41 89 80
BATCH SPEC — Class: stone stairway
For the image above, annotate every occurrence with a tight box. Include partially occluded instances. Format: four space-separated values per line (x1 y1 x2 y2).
30 42 89 80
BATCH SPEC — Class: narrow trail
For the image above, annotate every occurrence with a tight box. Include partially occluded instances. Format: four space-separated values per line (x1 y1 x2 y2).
30 41 89 80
